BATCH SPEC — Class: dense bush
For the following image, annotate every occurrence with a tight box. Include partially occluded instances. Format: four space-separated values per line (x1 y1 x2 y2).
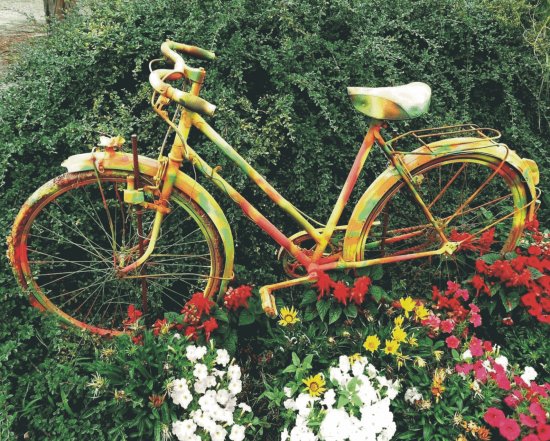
1 0 548 287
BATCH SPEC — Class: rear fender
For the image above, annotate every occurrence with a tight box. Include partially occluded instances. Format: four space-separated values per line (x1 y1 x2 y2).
62 151 235 297
343 137 539 261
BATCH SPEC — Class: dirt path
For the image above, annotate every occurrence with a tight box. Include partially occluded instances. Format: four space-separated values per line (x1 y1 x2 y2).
0 0 45 76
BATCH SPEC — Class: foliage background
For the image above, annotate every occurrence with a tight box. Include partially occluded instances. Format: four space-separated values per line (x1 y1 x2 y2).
0 0 548 438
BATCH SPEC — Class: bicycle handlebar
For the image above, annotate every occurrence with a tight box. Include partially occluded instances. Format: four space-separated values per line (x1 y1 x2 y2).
149 40 217 116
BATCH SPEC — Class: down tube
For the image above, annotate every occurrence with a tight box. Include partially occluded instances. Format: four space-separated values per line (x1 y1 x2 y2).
183 145 312 268
191 113 322 243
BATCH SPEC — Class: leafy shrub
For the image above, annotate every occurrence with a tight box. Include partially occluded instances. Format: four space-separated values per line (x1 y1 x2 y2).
1 0 548 289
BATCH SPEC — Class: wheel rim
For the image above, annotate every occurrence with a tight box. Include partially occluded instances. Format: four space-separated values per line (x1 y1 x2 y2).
16 171 222 334
359 156 528 292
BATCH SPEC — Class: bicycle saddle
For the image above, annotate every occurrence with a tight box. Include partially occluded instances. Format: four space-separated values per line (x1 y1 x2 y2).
348 82 431 120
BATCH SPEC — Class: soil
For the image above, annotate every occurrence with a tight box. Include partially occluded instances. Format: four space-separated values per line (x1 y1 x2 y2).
0 0 45 76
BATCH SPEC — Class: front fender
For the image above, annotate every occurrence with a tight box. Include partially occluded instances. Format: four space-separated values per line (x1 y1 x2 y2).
62 151 235 298
343 137 539 261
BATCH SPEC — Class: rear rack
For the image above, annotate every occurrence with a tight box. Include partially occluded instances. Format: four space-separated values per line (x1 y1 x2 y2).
386 123 502 154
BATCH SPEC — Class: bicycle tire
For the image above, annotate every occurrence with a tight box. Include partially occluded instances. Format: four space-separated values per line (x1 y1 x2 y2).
9 170 225 335
358 154 530 292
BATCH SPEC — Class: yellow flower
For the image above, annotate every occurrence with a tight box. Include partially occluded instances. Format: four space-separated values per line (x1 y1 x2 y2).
452 412 464 426
414 356 426 368
303 374 326 397
348 353 362 364
384 340 400 355
457 435 467 441
433 350 444 361
399 297 416 317
396 352 410 369
414 304 429 321
394 315 405 327
363 335 381 352
407 334 418 347
278 306 300 327
391 326 407 343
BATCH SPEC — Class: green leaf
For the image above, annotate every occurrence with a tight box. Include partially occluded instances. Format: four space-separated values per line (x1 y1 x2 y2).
370 265 383 281
328 307 342 324
370 285 386 302
500 291 520 312
451 349 460 361
238 309 255 326
344 304 358 318
214 308 229 323
317 300 330 321
292 352 300 366
527 266 543 279
480 253 501 264
300 289 318 306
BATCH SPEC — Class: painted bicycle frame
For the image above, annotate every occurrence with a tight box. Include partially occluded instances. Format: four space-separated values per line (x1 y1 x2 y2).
59 40 540 318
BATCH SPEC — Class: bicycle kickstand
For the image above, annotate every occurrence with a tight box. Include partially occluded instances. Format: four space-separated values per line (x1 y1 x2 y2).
259 275 317 317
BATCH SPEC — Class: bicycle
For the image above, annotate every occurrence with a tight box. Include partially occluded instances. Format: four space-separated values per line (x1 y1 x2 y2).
7 40 540 335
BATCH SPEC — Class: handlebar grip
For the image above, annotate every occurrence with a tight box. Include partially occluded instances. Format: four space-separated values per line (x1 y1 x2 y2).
149 69 216 116
166 40 216 61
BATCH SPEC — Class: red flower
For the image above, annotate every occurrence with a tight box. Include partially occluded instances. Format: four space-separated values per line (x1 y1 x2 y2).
504 390 524 408
123 304 143 327
224 285 253 311
185 326 198 341
350 276 371 305
189 292 215 316
152 318 170 336
445 335 460 349
502 316 514 326
332 281 350 305
499 418 521 441
315 271 334 300
201 317 219 341
484 407 506 427
528 245 542 256
483 340 493 352
132 334 143 345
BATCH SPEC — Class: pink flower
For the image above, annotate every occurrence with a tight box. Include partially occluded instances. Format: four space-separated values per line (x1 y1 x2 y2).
504 391 524 409
446 335 460 349
530 402 547 425
441 319 455 333
470 313 482 327
422 314 441 329
499 418 521 441
455 363 473 375
470 336 484 357
483 340 493 352
537 424 550 441
520 414 537 428
484 407 506 428
521 434 540 441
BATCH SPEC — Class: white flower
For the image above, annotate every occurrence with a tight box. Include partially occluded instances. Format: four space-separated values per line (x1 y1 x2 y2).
229 424 246 441
284 398 296 410
494 355 509 371
352 360 366 377
284 387 293 398
186 345 208 362
205 375 217 388
228 379 242 395
194 379 208 394
281 428 289 441
320 389 336 409
366 364 378 378
228 365 241 381
295 393 316 417
404 387 422 404
216 349 231 366
193 363 208 380
339 355 351 373
238 402 252 413
172 419 197 440
357 379 378 406
521 366 537 385
320 408 352 440
462 349 473 360
173 333 181 339
210 424 227 441
216 389 230 406
482 360 495 373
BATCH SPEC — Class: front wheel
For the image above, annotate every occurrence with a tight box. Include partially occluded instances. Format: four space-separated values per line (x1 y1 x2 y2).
9 170 225 335
359 155 530 292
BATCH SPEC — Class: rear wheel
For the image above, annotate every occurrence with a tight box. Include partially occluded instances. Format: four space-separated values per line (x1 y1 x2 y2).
359 155 530 293
10 170 225 334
